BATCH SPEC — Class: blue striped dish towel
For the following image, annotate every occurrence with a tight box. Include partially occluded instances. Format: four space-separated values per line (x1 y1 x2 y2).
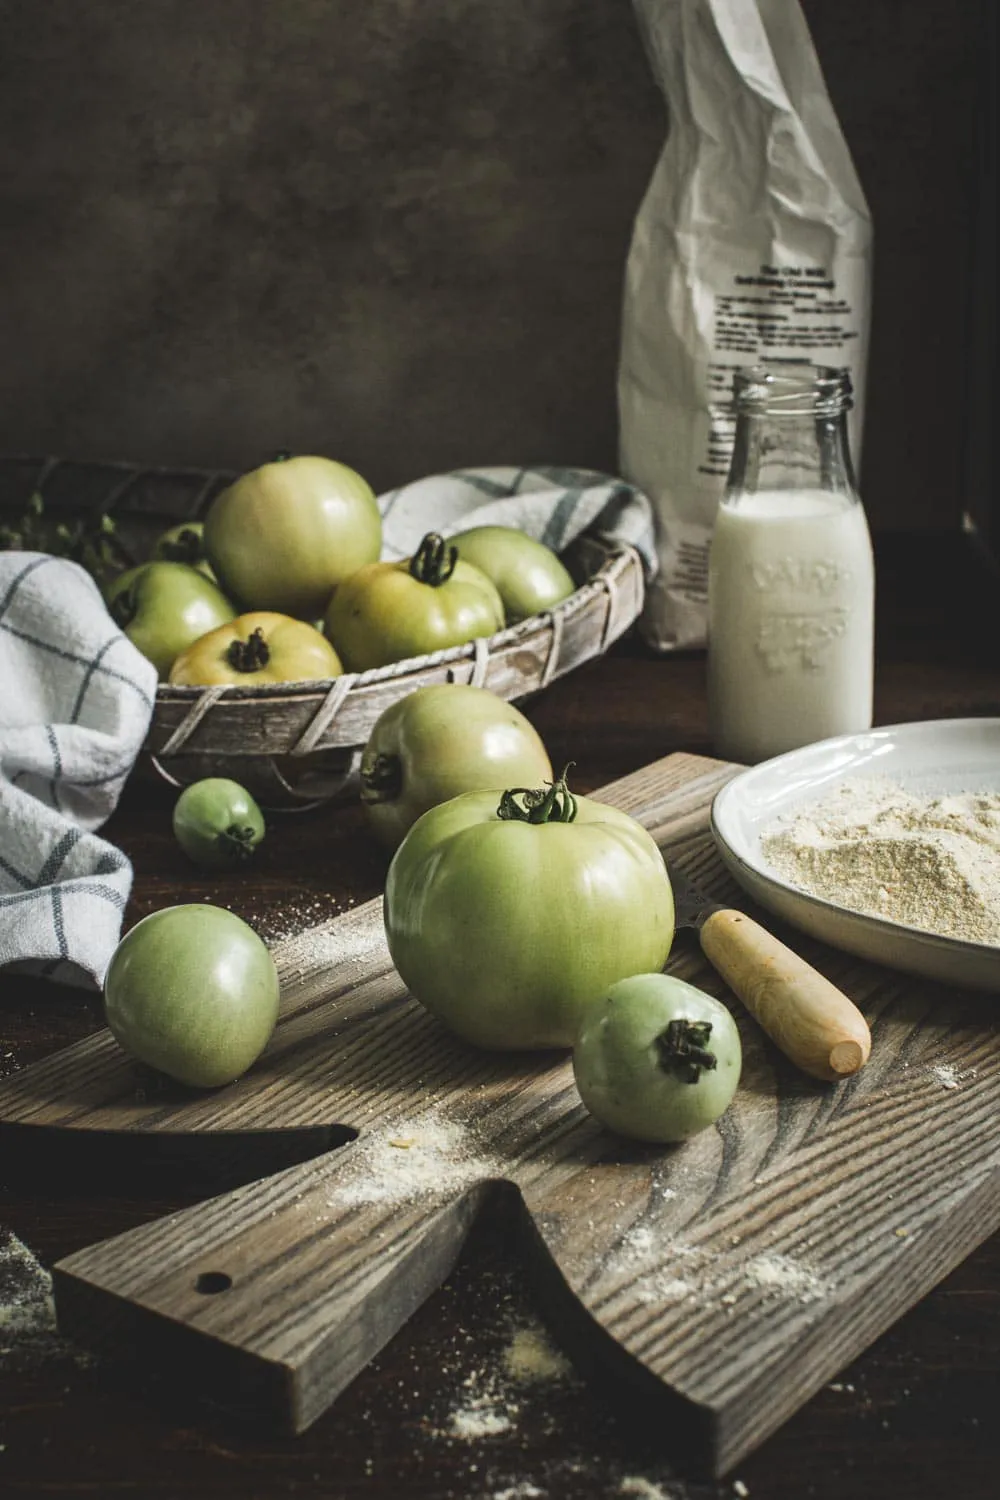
378 466 657 572
0 553 157 988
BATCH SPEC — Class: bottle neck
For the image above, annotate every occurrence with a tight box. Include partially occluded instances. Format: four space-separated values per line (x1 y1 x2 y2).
726 409 859 501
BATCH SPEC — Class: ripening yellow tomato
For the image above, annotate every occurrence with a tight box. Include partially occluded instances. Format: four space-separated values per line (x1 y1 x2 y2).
169 611 343 686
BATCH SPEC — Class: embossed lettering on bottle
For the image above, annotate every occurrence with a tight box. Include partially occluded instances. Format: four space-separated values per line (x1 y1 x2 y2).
747 554 854 673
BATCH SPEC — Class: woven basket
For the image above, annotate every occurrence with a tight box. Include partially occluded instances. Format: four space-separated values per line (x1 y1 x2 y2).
1 454 646 804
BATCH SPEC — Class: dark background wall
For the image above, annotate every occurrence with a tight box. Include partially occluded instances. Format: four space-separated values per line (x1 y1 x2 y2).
0 1 986 529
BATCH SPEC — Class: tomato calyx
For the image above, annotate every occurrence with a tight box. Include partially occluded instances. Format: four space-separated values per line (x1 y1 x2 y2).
360 752 402 804
220 824 262 861
226 626 270 673
497 765 578 825
409 533 458 588
108 583 138 629
271 450 292 463
655 1019 718 1084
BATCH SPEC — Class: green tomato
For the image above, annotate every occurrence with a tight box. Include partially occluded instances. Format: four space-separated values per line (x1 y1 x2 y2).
103 904 280 1088
152 521 217 580
172 778 266 870
104 562 237 680
361 683 553 851
325 532 505 671
450 526 576 623
573 974 742 1143
383 772 675 1049
204 454 382 618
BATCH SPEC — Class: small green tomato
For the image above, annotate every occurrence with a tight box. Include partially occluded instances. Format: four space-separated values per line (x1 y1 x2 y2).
104 561 236 679
572 974 742 1143
103 904 280 1088
172 778 266 870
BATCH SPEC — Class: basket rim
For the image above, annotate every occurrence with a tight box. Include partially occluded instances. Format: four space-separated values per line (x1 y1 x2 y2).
153 536 640 704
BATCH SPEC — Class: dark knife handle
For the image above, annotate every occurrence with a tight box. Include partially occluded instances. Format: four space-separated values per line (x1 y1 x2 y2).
699 908 871 1083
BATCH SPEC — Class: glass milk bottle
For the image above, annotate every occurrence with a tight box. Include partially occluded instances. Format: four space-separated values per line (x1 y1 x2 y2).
707 365 875 763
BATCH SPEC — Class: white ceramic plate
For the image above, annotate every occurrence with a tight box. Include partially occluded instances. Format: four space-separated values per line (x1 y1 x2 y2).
710 718 1000 992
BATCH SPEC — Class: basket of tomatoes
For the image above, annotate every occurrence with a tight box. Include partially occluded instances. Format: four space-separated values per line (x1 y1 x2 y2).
0 451 649 804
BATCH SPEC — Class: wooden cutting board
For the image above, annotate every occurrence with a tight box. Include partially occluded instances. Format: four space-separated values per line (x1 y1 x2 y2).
2 752 999 1477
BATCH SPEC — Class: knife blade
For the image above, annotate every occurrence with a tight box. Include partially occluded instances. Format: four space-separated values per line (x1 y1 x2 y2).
668 864 871 1083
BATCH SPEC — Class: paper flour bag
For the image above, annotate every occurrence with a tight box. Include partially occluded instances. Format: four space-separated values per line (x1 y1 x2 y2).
619 0 872 649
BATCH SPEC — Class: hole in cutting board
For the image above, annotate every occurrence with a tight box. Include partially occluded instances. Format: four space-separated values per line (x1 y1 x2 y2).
195 1271 232 1295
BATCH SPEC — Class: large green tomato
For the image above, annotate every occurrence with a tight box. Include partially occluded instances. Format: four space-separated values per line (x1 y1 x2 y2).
361 683 553 851
204 454 382 619
451 526 576 623
325 533 505 671
104 562 237 680
104 904 280 1088
383 773 675 1049
573 974 742 1143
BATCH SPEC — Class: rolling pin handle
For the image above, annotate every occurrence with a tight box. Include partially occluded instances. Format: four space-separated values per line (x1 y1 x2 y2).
699 908 872 1084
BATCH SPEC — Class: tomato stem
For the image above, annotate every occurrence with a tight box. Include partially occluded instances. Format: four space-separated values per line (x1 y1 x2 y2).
360 752 402 804
655 1019 718 1084
497 764 578 824
226 627 270 673
159 527 203 566
271 450 292 463
409 532 458 588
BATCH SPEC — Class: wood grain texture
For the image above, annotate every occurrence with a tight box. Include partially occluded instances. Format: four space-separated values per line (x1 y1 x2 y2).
2 751 999 1477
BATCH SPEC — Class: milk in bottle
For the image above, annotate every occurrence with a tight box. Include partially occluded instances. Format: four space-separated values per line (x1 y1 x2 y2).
707 367 875 764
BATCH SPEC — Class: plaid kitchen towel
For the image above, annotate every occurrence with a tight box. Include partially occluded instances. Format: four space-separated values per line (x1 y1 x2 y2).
377 465 658 573
0 553 157 988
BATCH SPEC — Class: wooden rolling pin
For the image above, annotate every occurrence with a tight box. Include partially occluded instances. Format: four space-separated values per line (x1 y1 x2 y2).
670 866 872 1082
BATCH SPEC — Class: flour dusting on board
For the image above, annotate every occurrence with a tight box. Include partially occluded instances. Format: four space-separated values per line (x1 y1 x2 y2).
610 1222 833 1308
741 1253 831 1302
614 1225 703 1305
930 1062 967 1090
329 1110 502 1207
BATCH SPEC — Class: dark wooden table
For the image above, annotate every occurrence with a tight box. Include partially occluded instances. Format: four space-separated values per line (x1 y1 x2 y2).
2 534 998 1500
